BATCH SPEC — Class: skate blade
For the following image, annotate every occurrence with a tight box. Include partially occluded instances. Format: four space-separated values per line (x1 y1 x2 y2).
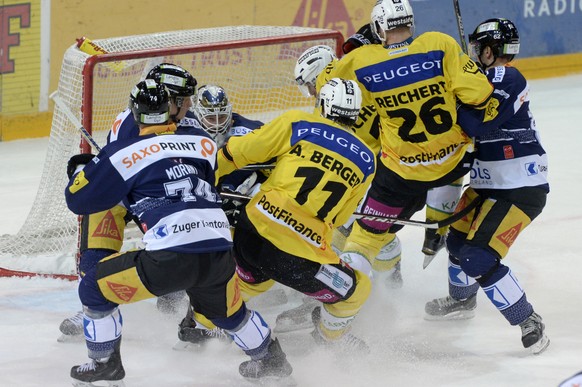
531 334 550 355
243 375 297 387
172 340 203 351
424 309 475 321
57 333 84 343
422 253 437 269
72 378 126 387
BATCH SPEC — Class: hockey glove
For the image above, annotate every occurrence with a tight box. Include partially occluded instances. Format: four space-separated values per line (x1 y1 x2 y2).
221 189 245 227
342 23 381 54
67 153 95 179
220 172 258 227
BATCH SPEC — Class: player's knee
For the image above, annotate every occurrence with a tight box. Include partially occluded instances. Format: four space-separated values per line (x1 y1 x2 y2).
457 244 499 279
78 267 118 312
445 230 465 258
211 302 248 331
78 249 116 276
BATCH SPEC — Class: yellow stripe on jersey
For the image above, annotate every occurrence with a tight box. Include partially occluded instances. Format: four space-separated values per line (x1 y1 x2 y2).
467 200 532 259
324 31 493 182
97 252 155 304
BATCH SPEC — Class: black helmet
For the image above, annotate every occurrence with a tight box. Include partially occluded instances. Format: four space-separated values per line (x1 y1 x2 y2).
129 79 170 125
468 18 520 62
145 63 197 98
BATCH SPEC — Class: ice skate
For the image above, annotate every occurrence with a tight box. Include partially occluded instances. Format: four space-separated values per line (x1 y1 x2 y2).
71 343 125 387
310 307 369 354
273 297 318 333
384 261 403 289
424 294 477 320
239 338 294 383
173 309 230 350
373 236 403 289
519 312 550 355
58 311 84 342
422 228 446 269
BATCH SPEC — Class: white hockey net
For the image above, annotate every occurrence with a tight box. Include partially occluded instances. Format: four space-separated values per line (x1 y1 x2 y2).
0 26 343 278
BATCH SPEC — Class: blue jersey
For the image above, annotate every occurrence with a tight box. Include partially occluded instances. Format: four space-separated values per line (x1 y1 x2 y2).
65 124 232 253
457 65 549 192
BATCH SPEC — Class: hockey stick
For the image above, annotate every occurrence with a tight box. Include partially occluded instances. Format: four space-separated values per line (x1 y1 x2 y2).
452 0 468 54
50 91 103 152
241 164 274 171
219 191 481 230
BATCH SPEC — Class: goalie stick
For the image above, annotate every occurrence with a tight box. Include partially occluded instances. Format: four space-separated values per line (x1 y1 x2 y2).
219 191 481 230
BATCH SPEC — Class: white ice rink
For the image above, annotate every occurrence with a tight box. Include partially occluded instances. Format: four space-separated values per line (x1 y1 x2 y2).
0 73 581 387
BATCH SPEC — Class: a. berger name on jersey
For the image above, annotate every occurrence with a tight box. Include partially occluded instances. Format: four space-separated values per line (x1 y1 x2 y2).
310 150 361 188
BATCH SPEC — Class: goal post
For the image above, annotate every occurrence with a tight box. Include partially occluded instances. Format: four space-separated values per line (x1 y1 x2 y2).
0 26 344 279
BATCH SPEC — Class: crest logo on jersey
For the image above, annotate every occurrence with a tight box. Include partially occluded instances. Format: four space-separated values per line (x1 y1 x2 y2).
496 222 523 248
68 170 89 194
92 210 122 241
106 281 138 302
152 225 168 239
525 161 538 175
503 145 515 159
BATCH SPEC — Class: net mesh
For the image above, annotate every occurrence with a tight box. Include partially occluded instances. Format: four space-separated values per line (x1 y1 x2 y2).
0 25 342 276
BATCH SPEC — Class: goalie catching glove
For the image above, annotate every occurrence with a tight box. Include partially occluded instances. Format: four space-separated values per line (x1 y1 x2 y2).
67 153 95 179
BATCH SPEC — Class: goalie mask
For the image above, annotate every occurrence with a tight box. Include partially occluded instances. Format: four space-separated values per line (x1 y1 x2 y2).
371 0 415 45
469 18 520 64
319 78 362 128
294 45 337 97
129 79 170 125
194 85 233 138
146 63 197 108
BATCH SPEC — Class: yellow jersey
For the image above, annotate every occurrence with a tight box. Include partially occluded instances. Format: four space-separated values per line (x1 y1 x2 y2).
317 59 382 155
218 110 376 264
324 32 494 181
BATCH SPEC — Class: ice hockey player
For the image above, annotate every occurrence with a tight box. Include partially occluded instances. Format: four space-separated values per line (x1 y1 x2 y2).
65 79 292 386
58 63 199 342
217 78 376 352
321 0 497 296
175 84 271 349
275 43 399 335
425 18 550 355
340 22 464 271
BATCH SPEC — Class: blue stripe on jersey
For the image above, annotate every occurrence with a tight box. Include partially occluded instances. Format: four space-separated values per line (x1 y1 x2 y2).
290 121 375 178
356 50 445 92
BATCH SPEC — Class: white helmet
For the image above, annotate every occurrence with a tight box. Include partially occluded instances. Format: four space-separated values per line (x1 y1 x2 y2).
371 0 415 45
194 85 233 138
294 45 337 97
319 78 362 127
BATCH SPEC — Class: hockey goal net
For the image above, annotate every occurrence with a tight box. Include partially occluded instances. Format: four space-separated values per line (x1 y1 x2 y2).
0 25 343 279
